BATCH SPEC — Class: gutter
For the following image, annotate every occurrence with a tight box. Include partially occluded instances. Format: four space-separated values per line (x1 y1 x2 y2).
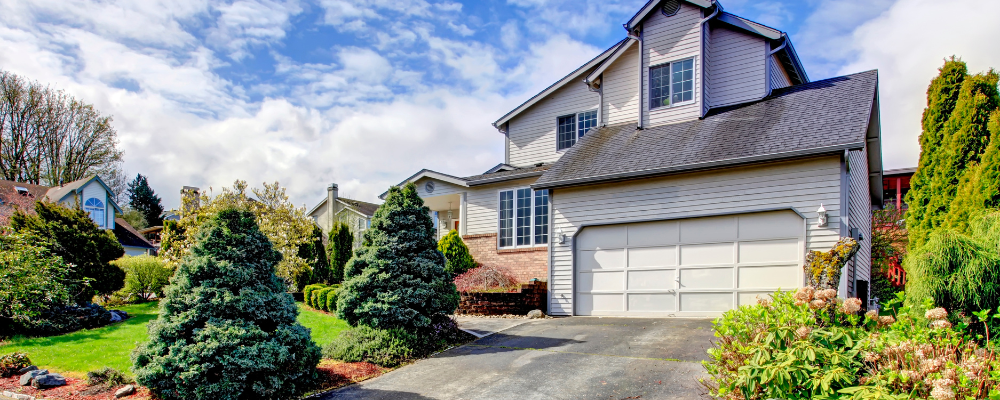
532 142 865 190
466 171 547 187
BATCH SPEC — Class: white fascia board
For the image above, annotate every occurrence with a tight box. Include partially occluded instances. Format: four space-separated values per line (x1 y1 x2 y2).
306 198 327 217
716 12 782 40
379 169 469 199
585 39 636 85
624 0 713 32
492 39 626 129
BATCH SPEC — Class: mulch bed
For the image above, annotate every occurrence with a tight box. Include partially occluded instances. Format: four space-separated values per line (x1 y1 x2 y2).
311 360 387 393
0 375 150 400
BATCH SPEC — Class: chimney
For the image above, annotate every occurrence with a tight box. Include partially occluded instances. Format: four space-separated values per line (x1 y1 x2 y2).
327 183 338 231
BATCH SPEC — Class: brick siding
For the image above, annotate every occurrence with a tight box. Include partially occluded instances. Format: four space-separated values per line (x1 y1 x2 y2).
457 281 547 315
462 233 548 282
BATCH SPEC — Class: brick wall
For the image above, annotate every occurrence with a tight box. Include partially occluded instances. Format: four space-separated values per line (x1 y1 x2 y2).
457 281 547 316
463 233 548 282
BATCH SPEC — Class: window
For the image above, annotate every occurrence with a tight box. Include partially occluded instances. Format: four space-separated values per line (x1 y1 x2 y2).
556 110 599 150
499 188 550 248
84 197 105 228
650 58 695 109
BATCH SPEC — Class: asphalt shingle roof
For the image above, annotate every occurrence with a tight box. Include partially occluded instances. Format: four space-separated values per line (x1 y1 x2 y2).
340 198 380 217
463 164 551 185
114 218 156 249
534 70 878 188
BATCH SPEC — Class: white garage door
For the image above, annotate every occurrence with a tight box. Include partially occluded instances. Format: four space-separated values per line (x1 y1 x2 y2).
574 210 805 317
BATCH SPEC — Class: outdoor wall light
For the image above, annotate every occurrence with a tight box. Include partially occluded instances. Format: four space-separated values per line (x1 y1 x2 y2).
557 228 566 244
817 203 828 227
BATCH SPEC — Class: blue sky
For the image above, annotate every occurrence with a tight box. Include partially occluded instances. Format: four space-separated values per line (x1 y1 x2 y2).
1 0 997 207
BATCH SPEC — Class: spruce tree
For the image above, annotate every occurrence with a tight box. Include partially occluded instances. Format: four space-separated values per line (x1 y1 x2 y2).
906 58 968 249
132 208 320 400
327 222 353 284
437 229 478 275
126 174 164 227
336 183 459 331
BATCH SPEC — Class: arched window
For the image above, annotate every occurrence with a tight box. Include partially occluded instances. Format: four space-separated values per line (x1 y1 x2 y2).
84 197 106 228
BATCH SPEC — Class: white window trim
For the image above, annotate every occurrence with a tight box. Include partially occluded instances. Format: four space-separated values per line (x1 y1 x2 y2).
555 109 599 152
497 187 550 249
648 56 697 111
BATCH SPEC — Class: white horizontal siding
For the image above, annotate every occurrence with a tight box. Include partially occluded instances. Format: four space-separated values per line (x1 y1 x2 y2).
643 3 703 127
848 148 872 295
413 177 540 237
507 76 600 167
81 180 112 229
548 156 845 315
705 25 766 108
603 43 639 125
768 54 792 90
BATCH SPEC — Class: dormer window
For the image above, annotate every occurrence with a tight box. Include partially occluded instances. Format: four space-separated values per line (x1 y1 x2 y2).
556 110 598 150
84 197 106 228
650 58 695 109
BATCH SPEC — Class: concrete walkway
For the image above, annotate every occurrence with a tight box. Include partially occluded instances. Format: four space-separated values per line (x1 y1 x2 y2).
320 317 716 400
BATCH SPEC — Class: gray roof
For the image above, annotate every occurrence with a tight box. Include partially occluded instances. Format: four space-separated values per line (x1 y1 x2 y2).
463 164 551 186
534 70 878 189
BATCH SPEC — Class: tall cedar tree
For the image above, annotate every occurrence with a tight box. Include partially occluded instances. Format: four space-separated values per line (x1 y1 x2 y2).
919 70 1000 242
126 174 164 227
299 224 331 286
945 110 1000 233
437 229 478 275
336 183 459 331
132 208 320 400
12 201 124 303
327 222 353 284
906 58 968 249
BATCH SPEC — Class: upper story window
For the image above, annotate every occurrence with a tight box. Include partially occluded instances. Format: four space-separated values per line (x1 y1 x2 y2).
498 188 549 248
556 110 598 150
650 58 695 109
84 197 105 228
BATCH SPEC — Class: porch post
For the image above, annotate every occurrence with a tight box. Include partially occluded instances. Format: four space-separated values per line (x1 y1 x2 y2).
459 192 468 237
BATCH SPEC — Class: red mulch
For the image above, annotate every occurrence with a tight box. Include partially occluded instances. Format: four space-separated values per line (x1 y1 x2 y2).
0 374 151 400
313 360 387 392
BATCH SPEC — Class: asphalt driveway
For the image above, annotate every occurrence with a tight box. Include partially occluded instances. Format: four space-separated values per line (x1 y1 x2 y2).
320 317 716 400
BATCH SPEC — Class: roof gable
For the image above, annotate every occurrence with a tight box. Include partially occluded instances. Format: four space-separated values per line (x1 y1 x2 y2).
45 175 122 212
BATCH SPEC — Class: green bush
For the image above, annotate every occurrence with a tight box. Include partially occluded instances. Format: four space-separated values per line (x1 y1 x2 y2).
301 224 331 287
322 325 417 368
310 287 325 309
87 367 130 387
111 255 172 302
0 352 31 377
303 284 326 307
437 229 477 275
327 222 353 284
132 208 321 400
315 288 332 312
324 286 340 312
337 183 459 331
0 233 75 336
12 201 125 303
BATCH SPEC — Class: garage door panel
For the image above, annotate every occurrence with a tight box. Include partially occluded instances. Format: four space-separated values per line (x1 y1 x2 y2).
628 293 676 312
628 269 675 290
578 271 624 292
739 239 800 263
578 225 627 250
738 211 803 240
680 243 734 266
739 265 800 289
628 247 677 268
627 221 679 246
679 292 733 312
577 294 624 314
680 216 737 243
738 292 773 306
578 249 625 271
680 267 734 289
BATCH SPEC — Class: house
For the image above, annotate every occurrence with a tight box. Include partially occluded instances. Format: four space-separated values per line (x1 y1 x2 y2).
0 175 156 256
307 183 381 245
386 0 883 317
882 167 915 210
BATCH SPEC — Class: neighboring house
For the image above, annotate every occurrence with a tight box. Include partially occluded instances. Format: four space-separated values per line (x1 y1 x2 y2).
882 168 914 210
0 175 156 255
385 0 883 317
308 183 381 245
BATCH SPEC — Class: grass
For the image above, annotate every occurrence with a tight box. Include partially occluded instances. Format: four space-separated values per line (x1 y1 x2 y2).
0 301 349 378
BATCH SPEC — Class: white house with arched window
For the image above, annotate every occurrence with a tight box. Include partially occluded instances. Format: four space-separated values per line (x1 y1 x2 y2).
44 175 156 255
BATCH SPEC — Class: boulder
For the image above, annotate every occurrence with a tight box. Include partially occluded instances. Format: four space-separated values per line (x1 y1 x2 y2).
115 384 136 398
527 309 545 319
31 373 66 388
16 365 37 374
19 369 46 386
109 310 129 323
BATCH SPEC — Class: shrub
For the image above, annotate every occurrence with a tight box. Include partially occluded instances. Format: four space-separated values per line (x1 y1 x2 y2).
437 229 477 275
310 287 325 309
454 265 519 293
303 284 326 307
322 325 417 368
111 255 171 302
327 222 353 284
87 367 130 387
0 353 31 377
301 224 330 287
0 233 75 336
32 302 113 335
12 201 125 303
337 183 459 331
316 288 333 312
132 208 321 400
325 286 339 312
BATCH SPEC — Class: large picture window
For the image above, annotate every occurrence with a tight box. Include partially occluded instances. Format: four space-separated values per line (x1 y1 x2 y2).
499 188 550 248
556 110 598 150
650 58 694 109
84 197 105 228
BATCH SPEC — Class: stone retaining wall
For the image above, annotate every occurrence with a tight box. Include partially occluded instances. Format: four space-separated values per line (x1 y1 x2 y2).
457 281 547 316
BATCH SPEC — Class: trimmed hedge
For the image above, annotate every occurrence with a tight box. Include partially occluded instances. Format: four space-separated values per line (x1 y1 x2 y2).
325 288 338 312
303 284 340 312
303 284 325 307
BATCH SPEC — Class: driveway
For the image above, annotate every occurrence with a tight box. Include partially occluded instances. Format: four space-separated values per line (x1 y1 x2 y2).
320 317 716 400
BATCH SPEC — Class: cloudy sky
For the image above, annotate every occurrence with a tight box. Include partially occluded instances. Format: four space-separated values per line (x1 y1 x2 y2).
1 0 998 208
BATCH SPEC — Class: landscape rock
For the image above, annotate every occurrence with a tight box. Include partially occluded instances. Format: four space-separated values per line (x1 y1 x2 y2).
527 309 545 319
115 384 136 398
10 393 34 400
19 369 46 386
31 373 66 388
108 310 129 323
16 366 37 375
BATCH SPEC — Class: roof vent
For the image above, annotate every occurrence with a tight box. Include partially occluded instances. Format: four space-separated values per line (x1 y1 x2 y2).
661 0 681 17
535 163 544 167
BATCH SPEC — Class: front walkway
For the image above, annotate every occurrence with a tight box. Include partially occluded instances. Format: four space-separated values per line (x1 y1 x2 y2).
320 317 715 399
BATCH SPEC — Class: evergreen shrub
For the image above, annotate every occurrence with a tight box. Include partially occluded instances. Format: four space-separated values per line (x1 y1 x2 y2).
132 208 321 400
303 284 325 307
437 229 477 275
322 314 468 368
325 286 340 312
327 222 353 284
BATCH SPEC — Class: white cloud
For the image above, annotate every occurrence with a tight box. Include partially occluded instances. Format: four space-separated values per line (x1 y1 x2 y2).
207 0 304 59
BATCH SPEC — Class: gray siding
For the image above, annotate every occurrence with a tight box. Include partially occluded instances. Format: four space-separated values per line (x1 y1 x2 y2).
705 25 767 108
506 75 600 167
768 54 792 90
848 148 872 295
642 3 703 127
548 156 845 316
413 176 539 237
603 43 640 125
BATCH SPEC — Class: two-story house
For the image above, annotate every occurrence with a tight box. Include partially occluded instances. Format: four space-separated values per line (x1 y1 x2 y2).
386 0 883 317
308 183 381 246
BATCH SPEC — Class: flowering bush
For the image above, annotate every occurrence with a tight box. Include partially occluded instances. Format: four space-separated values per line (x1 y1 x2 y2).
704 289 1000 400
453 265 519 293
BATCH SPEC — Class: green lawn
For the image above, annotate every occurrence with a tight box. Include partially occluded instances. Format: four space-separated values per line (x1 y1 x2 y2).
0 302 348 378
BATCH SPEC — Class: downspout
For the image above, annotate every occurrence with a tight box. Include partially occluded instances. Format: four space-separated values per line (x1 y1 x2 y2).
699 3 721 118
764 34 788 98
627 28 643 129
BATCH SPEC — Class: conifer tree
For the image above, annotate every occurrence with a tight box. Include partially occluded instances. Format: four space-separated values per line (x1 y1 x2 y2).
336 183 459 331
132 208 320 400
327 222 353 284
299 224 330 287
437 229 477 275
126 174 164 227
945 110 1000 233
906 58 968 249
